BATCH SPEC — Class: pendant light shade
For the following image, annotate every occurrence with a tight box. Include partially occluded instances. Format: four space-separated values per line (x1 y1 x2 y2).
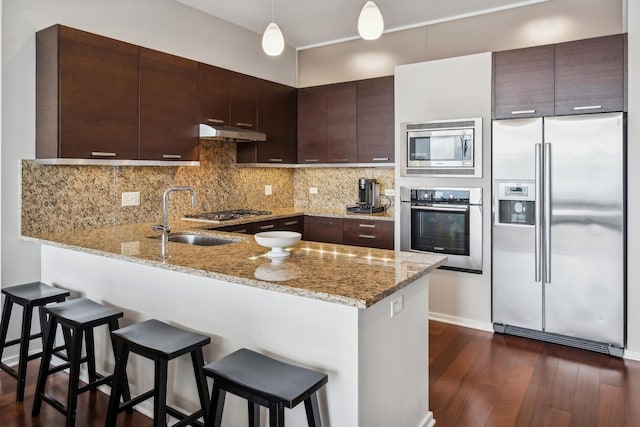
358 1 384 40
262 22 285 56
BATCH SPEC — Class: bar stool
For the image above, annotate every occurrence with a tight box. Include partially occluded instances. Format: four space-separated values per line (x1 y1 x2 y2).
106 319 211 427
203 348 328 427
32 297 131 427
0 281 70 402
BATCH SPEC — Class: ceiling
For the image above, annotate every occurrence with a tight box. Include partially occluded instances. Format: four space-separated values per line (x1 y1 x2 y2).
176 0 550 50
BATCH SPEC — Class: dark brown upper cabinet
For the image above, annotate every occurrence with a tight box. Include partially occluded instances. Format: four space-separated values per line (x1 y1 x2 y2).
237 80 297 164
326 82 357 163
493 34 627 119
229 72 258 130
298 86 328 163
198 63 230 125
554 34 626 115
36 25 139 160
492 45 555 119
356 76 395 163
139 48 199 161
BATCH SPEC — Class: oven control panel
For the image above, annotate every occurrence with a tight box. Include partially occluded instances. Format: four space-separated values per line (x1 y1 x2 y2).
410 189 471 204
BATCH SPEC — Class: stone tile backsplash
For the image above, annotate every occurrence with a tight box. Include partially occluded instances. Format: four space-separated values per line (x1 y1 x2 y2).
22 141 394 234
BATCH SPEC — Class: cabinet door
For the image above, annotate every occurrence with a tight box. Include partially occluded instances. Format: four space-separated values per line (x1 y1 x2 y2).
492 45 555 119
275 216 304 233
298 86 327 163
238 81 297 163
139 48 198 161
229 72 258 129
343 218 394 249
555 34 626 115
327 82 357 163
198 63 230 125
37 25 139 159
303 216 343 244
356 76 394 163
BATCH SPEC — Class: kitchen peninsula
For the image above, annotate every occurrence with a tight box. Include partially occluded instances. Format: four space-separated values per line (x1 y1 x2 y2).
23 221 446 426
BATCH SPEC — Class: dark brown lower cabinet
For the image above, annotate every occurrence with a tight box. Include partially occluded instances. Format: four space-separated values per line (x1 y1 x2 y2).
343 218 394 250
303 216 344 244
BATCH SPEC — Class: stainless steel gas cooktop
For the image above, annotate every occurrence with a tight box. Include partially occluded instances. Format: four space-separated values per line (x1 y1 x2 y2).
183 209 272 223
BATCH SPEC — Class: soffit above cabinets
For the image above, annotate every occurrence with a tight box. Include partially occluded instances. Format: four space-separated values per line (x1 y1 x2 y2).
175 0 550 50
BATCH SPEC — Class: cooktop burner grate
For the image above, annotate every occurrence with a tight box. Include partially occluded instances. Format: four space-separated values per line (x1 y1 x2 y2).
184 209 272 222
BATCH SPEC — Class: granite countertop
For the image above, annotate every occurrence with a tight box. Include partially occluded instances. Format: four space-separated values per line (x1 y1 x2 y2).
22 220 446 309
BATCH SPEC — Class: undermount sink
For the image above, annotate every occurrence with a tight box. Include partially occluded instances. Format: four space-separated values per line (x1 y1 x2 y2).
149 233 237 246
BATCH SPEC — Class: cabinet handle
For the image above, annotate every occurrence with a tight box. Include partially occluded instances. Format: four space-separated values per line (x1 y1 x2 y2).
332 158 349 162
206 118 225 124
573 105 602 111
372 157 389 161
269 158 283 162
359 224 376 229
259 224 275 230
284 221 299 226
235 229 248 233
511 110 536 115
91 152 116 157
358 234 376 239
235 122 253 128
162 154 182 159
305 159 320 163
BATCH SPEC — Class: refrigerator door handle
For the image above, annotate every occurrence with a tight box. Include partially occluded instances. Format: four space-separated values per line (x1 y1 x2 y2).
535 143 543 283
544 142 552 283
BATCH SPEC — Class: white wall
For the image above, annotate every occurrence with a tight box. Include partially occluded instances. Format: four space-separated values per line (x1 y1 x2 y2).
626 0 640 357
394 53 494 331
1 0 297 287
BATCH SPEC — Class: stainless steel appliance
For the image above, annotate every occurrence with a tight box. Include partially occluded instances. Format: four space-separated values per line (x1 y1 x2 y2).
492 112 626 356
400 187 483 273
347 178 384 214
184 209 272 223
401 118 482 177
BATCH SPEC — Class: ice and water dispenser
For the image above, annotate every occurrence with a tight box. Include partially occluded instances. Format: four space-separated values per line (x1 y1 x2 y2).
495 182 535 225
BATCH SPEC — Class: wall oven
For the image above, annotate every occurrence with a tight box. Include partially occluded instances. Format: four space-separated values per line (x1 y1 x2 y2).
400 187 483 273
401 118 482 177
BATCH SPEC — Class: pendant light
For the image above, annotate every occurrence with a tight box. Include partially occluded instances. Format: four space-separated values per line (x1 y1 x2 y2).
358 1 384 40
262 0 285 56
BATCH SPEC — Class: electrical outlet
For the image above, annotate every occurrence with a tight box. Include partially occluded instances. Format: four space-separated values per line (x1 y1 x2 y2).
390 295 404 317
121 191 140 207
309 187 319 194
121 241 140 256
264 185 273 196
384 189 395 197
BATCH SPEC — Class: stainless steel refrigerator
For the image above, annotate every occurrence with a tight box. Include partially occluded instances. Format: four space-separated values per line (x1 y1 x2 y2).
492 112 625 356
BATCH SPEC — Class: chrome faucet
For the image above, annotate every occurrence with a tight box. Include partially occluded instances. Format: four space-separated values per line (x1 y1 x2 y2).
152 186 197 257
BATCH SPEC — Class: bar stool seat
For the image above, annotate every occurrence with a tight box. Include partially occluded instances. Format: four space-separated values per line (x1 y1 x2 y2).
106 319 211 427
32 297 130 427
0 281 69 402
203 348 328 427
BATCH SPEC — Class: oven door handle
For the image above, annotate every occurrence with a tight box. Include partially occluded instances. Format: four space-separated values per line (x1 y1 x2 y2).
410 205 469 212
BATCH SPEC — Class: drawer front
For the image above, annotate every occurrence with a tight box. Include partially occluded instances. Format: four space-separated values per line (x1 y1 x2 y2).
343 219 394 249
304 216 344 244
275 216 304 233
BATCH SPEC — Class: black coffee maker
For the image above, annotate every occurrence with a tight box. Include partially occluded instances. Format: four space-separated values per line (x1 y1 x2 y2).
347 178 384 213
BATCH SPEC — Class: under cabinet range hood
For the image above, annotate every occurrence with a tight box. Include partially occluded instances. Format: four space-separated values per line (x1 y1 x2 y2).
198 121 266 142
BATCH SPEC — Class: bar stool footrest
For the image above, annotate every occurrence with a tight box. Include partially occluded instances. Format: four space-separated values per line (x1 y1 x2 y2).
77 374 112 393
167 406 204 427
0 362 19 379
2 331 43 348
41 393 69 416
118 389 155 413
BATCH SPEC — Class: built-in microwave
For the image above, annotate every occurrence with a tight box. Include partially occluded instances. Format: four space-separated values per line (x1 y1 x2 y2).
401 118 482 177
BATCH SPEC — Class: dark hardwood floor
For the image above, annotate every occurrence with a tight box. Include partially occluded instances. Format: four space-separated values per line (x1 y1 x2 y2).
430 321 640 427
1 321 639 426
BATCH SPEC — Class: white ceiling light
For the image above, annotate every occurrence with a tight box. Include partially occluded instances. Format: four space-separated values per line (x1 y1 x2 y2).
262 0 285 56
358 1 384 40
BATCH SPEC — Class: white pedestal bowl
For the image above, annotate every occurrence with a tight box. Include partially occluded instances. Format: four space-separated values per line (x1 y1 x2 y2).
254 231 302 259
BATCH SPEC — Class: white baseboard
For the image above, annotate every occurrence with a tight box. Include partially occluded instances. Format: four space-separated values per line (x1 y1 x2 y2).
418 411 436 427
624 349 640 361
429 312 494 332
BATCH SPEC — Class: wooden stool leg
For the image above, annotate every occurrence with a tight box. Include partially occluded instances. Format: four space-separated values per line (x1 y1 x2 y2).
85 327 97 385
248 401 260 427
154 358 168 427
32 317 58 416
207 384 226 427
106 341 130 427
108 319 131 409
16 303 34 402
304 393 322 427
65 327 84 427
191 348 210 422
0 296 13 363
269 404 285 427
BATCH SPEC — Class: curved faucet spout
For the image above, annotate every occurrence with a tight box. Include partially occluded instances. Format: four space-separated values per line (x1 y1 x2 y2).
160 186 197 230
